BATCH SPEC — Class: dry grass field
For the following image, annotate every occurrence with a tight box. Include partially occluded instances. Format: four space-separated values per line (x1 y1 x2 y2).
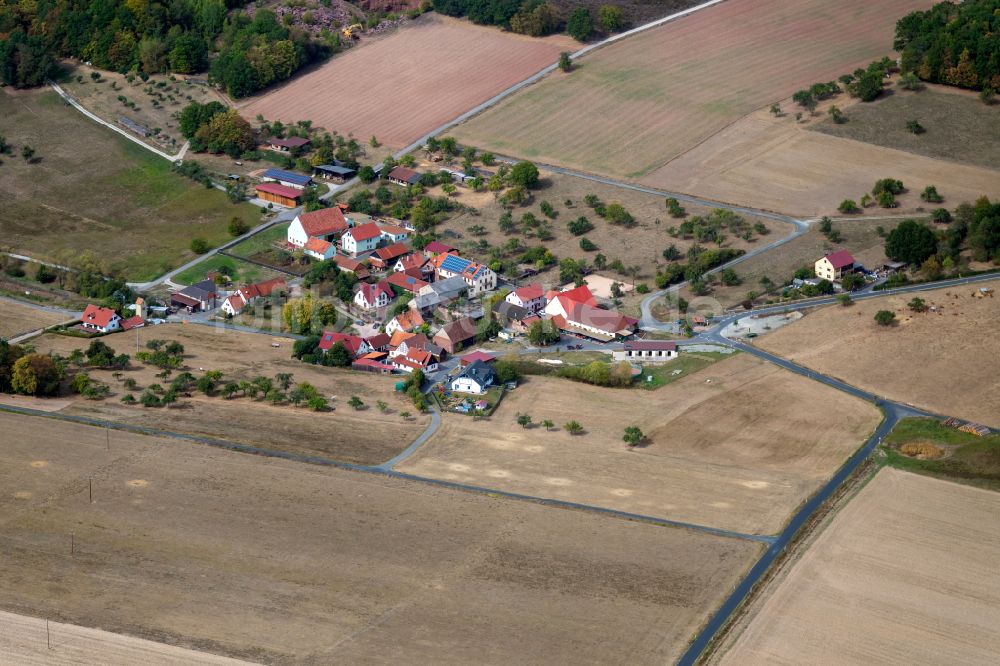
813 86 1000 171
400 354 881 535
427 163 790 284
0 410 761 665
714 468 1000 665
0 89 260 282
451 0 932 179
30 325 426 465
240 14 574 150
60 64 228 155
643 92 1000 218
0 301 71 341
758 279 1000 425
677 217 906 308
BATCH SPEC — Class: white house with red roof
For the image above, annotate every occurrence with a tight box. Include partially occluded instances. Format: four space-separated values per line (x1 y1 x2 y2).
378 224 410 244
341 222 383 256
287 207 350 247
423 240 456 259
544 285 635 342
80 304 121 333
354 280 394 310
385 309 425 336
303 237 337 261
369 242 410 270
391 348 439 373
815 250 857 281
506 283 546 314
318 331 371 357
221 278 287 317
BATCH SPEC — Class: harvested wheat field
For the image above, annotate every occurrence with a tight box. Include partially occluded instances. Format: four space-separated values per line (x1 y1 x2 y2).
30 325 426 465
400 354 880 535
714 468 1000 665
0 300 71 340
758 280 1000 426
451 0 932 179
643 96 1000 218
240 14 574 150
0 410 761 665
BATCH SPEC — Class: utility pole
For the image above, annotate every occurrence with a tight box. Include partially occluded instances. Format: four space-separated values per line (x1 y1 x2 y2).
46 620 51 649
70 532 74 556
89 478 92 503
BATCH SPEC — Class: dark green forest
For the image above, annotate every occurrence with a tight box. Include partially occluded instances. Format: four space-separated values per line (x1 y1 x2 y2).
895 0 1000 91
0 0 330 97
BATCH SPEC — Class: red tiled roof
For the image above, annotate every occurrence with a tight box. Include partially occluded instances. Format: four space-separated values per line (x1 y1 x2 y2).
318 331 365 355
424 241 456 255
562 300 633 335
365 333 391 349
389 330 415 348
395 254 428 272
388 166 420 183
357 280 394 305
391 309 424 331
81 304 118 328
253 277 286 297
120 315 145 330
461 350 496 365
304 237 333 254
333 255 364 272
559 285 598 307
375 242 410 262
255 183 302 199
513 283 544 301
386 271 428 293
346 222 382 242
434 317 478 344
298 207 348 237
824 250 856 270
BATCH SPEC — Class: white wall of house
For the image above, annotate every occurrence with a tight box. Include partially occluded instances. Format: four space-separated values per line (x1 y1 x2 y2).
451 377 486 394
342 234 379 256
287 217 309 247
305 244 337 261
612 349 677 362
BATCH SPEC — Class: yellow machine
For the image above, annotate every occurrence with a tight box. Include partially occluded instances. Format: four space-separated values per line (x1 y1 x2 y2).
342 23 362 39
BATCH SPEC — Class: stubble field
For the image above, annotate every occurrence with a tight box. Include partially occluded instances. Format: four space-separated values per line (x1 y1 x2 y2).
451 0 933 179
714 467 1000 665
643 91 1000 217
0 410 761 665
758 279 1000 425
0 90 259 281
240 14 574 150
0 300 72 341
28 325 426 465
400 353 881 535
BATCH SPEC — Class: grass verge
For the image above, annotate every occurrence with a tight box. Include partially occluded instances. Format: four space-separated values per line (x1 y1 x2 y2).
883 417 1000 491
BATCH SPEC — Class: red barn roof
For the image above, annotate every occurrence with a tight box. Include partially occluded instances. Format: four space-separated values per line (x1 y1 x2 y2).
255 183 302 199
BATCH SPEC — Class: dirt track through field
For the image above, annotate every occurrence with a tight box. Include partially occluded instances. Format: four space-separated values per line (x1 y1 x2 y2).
452 0 933 179
714 468 1000 664
240 14 573 149
0 410 760 665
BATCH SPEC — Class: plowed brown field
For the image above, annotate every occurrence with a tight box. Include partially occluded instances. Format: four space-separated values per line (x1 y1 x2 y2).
451 0 934 179
240 14 573 149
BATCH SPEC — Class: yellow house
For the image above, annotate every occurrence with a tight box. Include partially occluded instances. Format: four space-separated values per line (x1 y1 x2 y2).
815 250 856 281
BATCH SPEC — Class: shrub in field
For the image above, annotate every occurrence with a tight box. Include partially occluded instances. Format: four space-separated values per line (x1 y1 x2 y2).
874 310 896 326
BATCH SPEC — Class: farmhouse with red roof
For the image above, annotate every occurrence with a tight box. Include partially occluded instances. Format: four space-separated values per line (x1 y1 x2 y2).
815 250 857 281
506 283 546 313
80 304 121 333
353 280 394 310
342 222 383 256
288 207 350 247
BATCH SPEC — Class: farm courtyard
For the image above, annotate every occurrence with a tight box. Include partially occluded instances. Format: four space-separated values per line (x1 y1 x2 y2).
26 325 426 465
0 89 260 282
713 468 1000 665
0 411 761 665
400 353 881 535
239 14 575 150
450 0 933 180
758 279 1000 427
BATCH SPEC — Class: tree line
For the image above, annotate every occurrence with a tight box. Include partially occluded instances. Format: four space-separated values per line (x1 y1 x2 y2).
895 0 1000 92
0 1 329 97
432 0 625 40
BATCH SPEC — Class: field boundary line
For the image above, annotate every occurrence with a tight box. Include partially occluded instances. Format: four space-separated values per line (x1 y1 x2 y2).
48 81 185 162
0 402 774 544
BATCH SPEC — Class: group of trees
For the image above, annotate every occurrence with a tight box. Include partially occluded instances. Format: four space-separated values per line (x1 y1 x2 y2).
895 0 1000 92
0 341 61 397
655 247 745 289
432 0 625 40
180 102 255 156
0 2 328 97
